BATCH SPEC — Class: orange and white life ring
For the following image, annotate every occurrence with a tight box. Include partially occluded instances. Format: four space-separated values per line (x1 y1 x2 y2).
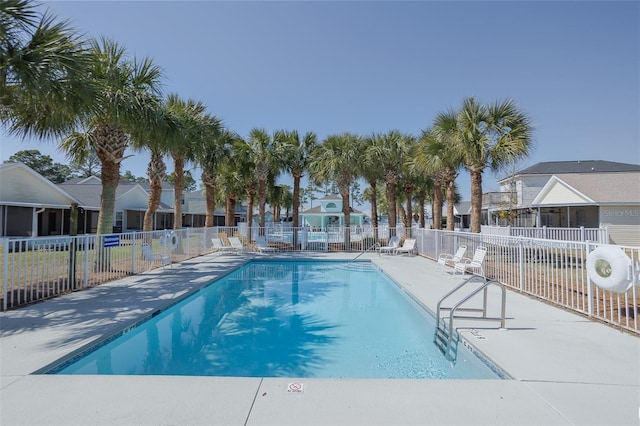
586 245 633 293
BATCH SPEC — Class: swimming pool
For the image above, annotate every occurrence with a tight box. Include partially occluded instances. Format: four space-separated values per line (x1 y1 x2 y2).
53 261 502 379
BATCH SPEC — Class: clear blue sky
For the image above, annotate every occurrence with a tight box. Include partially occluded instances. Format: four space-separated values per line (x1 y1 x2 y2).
2 1 638 208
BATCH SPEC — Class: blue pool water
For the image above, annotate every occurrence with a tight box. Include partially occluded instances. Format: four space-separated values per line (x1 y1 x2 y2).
54 261 501 379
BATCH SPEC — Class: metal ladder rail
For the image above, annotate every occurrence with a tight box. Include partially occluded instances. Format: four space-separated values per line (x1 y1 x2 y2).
435 277 507 360
348 242 381 264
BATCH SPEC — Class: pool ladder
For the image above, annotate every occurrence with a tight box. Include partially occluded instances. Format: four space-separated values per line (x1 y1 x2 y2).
348 242 381 264
434 276 507 361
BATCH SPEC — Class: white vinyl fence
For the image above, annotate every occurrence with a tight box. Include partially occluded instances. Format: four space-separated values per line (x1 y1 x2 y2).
417 229 639 334
2 225 638 335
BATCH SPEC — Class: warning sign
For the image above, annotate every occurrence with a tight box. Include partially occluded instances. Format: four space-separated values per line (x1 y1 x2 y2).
287 383 304 393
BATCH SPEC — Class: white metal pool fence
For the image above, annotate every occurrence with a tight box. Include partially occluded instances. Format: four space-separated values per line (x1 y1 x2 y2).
2 225 638 335
481 225 609 243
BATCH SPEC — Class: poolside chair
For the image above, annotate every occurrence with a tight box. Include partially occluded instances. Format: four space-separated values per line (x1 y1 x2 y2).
437 245 467 274
255 235 277 254
393 238 417 256
141 244 172 269
454 246 487 277
378 235 400 255
228 236 246 253
211 238 236 254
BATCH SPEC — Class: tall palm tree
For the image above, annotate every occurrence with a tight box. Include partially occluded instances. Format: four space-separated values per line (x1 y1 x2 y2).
360 135 385 236
274 130 317 229
61 37 163 235
247 128 279 228
308 132 362 247
165 94 208 230
1 0 93 137
451 97 533 232
368 130 411 235
193 123 230 228
415 122 462 230
399 135 418 232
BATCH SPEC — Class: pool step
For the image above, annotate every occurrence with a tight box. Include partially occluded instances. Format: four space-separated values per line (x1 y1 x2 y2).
434 320 458 360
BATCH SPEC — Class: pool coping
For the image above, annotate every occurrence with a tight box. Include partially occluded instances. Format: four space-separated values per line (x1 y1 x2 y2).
1 252 638 425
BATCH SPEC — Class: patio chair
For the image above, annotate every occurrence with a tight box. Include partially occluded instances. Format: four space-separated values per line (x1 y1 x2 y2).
454 246 487 277
228 236 246 253
378 235 400 255
255 235 277 254
211 238 236 254
437 245 467 273
141 244 172 269
393 238 417 256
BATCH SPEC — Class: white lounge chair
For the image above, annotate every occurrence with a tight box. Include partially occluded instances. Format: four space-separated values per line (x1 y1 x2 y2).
141 244 172 269
454 246 488 277
378 236 400 255
211 238 236 254
228 237 246 253
393 238 417 256
437 245 467 273
255 236 277 253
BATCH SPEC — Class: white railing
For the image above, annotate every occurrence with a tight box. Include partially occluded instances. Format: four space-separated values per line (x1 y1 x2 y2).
482 225 609 243
2 225 638 335
419 229 638 334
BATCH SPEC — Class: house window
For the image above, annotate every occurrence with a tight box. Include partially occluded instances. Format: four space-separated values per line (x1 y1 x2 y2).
576 210 586 227
326 202 337 209
115 211 123 227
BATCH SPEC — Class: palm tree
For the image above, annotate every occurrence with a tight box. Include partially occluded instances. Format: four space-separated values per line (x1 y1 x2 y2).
165 94 208 230
451 97 533 232
247 128 279 228
61 38 163 235
360 135 385 236
1 0 93 137
415 122 462 230
398 135 418 233
308 132 362 247
368 130 411 235
274 130 317 229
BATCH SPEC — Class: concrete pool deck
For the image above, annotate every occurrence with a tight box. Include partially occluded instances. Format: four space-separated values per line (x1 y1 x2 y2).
1 252 638 425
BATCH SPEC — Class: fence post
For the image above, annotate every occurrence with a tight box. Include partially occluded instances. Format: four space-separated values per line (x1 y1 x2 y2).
83 235 90 289
585 241 593 317
518 239 525 292
131 232 136 275
580 226 585 242
434 230 441 260
3 238 8 311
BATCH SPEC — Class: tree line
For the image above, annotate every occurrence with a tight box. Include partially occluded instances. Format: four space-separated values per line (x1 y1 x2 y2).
1 0 533 235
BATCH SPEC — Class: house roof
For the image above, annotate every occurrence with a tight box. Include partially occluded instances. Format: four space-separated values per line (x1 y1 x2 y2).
0 162 81 206
514 160 640 176
531 172 640 206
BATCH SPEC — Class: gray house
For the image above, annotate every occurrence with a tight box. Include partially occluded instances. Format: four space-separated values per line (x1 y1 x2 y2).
489 160 640 245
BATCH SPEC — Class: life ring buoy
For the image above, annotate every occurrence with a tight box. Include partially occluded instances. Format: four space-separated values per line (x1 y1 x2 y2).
586 246 633 293
165 231 178 251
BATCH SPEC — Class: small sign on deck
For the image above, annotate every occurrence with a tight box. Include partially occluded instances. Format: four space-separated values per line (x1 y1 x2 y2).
287 382 304 393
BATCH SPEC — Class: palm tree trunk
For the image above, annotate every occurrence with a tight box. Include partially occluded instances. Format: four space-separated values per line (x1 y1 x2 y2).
97 160 119 235
339 179 351 249
470 169 483 233
368 181 379 239
445 180 456 231
172 155 184 230
143 151 166 232
202 169 216 227
418 194 426 228
404 185 413 233
225 196 236 227
292 174 301 228
246 193 255 229
385 181 397 235
432 181 443 230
